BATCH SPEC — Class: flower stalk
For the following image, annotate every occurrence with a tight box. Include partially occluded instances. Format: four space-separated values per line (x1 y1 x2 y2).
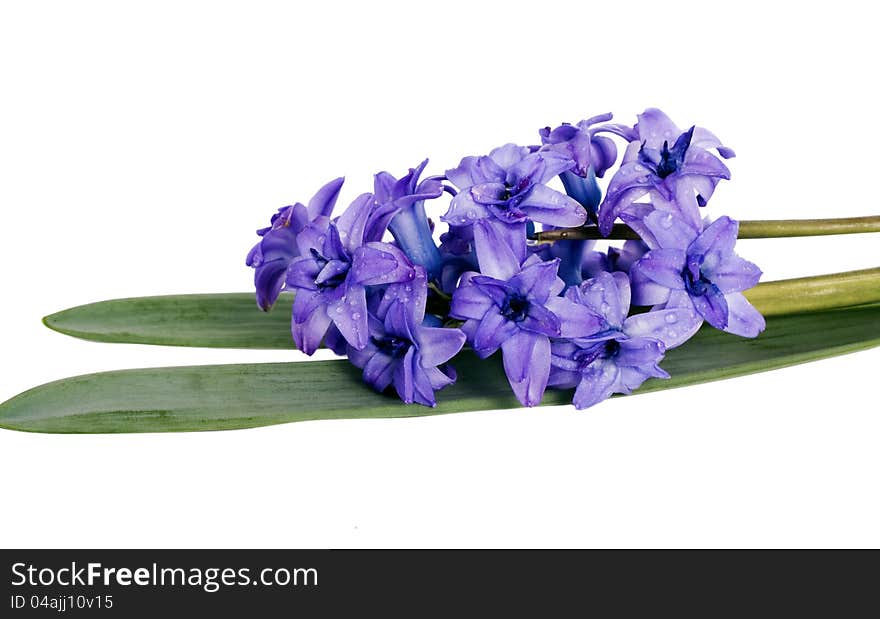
530 215 880 242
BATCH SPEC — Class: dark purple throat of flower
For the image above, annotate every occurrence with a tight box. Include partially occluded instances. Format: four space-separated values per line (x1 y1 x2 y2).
639 125 695 179
682 256 719 298
309 248 350 290
573 338 621 370
500 292 530 323
371 334 410 358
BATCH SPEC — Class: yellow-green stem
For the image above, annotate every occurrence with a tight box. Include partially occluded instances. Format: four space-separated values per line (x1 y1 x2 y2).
532 215 880 242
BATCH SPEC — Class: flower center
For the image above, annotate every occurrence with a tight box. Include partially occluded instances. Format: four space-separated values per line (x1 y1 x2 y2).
683 262 713 297
639 125 694 179
500 292 530 323
372 335 411 358
573 338 621 370
310 248 350 290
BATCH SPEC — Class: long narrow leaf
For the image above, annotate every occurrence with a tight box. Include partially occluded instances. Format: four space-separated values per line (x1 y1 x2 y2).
41 269 880 349
5 305 880 433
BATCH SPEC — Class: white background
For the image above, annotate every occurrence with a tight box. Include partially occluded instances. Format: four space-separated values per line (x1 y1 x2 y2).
1 1 878 548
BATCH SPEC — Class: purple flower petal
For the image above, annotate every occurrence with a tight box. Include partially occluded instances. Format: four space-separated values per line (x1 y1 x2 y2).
363 351 396 393
623 306 703 349
488 143 531 170
334 192 373 252
566 271 630 329
545 296 603 338
687 216 738 271
690 285 729 329
642 209 699 250
286 256 321 290
501 331 551 407
306 177 345 220
473 310 519 356
633 249 687 289
681 149 731 180
252 258 290 311
629 265 672 306
392 347 417 404
572 361 619 410
291 292 332 355
374 265 428 325
518 184 588 227
473 219 522 280
450 281 495 320
509 258 561 303
614 337 666 368
411 357 439 407
328 284 369 350
445 155 506 188
441 190 489 227
416 326 466 367
351 242 416 286
709 254 762 293
469 182 509 206
635 108 682 150
722 292 766 338
520 302 562 337
424 365 456 390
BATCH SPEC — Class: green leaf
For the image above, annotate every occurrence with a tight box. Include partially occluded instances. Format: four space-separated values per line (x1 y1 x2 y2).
5 305 880 433
43 293 297 349
41 269 880 349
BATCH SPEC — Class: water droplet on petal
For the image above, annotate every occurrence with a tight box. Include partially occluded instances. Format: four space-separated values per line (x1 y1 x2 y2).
665 313 677 324
335 306 343 313
352 312 361 320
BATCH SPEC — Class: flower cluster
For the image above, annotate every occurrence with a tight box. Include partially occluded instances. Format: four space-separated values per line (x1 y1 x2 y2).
247 108 764 409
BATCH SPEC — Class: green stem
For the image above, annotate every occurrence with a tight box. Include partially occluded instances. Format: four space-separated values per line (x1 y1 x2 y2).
531 215 880 242
746 267 880 316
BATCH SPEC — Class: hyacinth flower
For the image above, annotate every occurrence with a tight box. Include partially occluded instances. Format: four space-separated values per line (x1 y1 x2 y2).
245 177 345 310
548 272 695 409
630 211 765 339
598 108 735 236
369 160 445 280
539 113 635 215
20 106 880 435
285 193 418 354
450 220 601 406
443 143 587 262
348 269 466 407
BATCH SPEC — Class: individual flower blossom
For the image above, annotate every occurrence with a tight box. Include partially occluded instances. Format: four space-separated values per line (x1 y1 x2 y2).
449 220 601 406
286 193 417 354
443 144 587 262
630 211 765 338
539 114 630 179
539 113 635 215
598 108 735 236
246 177 345 310
548 272 694 409
348 269 466 407
368 160 445 279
